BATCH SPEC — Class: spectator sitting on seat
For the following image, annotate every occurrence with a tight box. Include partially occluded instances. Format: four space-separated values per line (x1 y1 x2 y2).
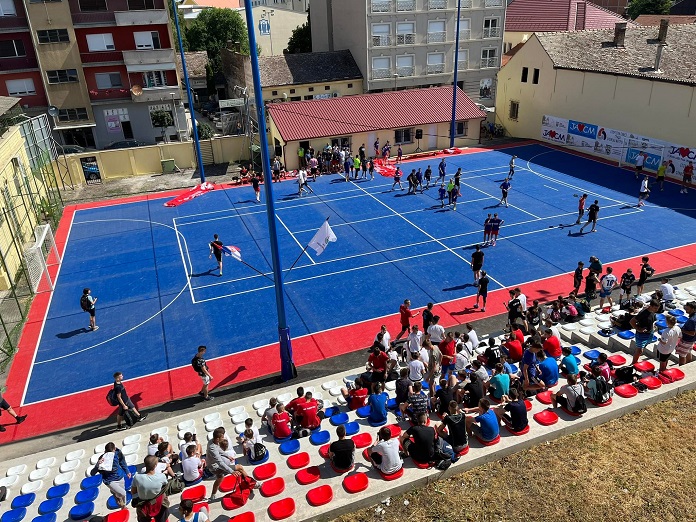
218 438 237 465
400 412 437 463
589 352 612 381
495 388 528 432
522 342 546 394
262 398 278 429
179 432 201 461
656 313 680 372
511 323 526 344
537 350 559 388
241 428 264 460
294 391 321 432
432 378 455 417
482 338 502 367
179 499 209 522
488 363 510 400
328 425 355 471
459 372 484 408
367 344 391 383
551 374 585 411
611 306 638 330
395 368 412 413
285 387 305 416
148 433 167 457
399 381 429 422
544 318 562 342
436 400 469 454
237 418 261 445
156 441 178 467
181 444 205 486
583 366 612 404
527 300 543 331
340 376 369 410
559 346 579 377
471 359 490 384
368 426 403 475
206 427 258 500
464 398 499 442
561 300 579 323
367 382 389 425
542 328 562 358
455 339 471 371
271 403 292 440
500 354 515 376
503 331 524 362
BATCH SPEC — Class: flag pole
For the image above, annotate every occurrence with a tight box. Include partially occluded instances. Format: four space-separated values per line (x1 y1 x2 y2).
239 260 275 282
243 0 296 381
287 216 330 273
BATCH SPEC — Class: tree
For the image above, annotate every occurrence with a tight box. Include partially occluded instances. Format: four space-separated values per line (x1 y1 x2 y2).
286 7 311 54
150 110 174 141
197 122 215 140
626 0 671 19
186 8 250 73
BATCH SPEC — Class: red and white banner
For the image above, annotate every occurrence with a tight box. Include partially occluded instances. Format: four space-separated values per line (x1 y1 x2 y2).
164 182 215 207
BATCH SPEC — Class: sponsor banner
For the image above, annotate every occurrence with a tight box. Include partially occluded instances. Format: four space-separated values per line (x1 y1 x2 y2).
625 148 661 173
540 115 568 145
592 127 627 162
662 143 695 177
567 120 598 140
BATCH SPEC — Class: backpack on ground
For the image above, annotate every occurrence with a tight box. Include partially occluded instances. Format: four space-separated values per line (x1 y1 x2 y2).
252 443 267 461
106 387 118 407
80 294 92 312
594 376 613 403
614 366 636 384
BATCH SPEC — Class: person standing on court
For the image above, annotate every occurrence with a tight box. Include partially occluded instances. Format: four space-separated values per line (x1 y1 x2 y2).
0 388 26 432
81 288 99 332
579 200 600 233
499 178 511 207
680 161 693 194
251 173 261 203
113 372 147 430
637 176 650 206
359 143 366 163
634 151 646 179
575 194 588 224
636 256 655 295
474 270 489 312
437 158 446 184
572 261 584 295
489 213 504 246
192 346 214 402
394 299 419 343
471 245 484 286
508 155 517 178
209 234 224 276
483 214 492 245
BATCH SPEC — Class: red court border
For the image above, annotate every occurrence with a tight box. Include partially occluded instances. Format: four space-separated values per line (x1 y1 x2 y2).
2 142 695 443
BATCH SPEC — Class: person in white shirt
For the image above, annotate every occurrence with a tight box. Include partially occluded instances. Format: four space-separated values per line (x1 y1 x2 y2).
427 315 445 344
408 352 426 382
454 342 470 371
515 288 527 311
638 176 650 206
368 426 403 475
599 266 618 308
237 418 261 445
418 346 430 367
544 318 561 343
659 277 675 303
262 398 278 430
656 314 681 372
407 325 423 358
181 445 204 485
465 324 479 353
375 325 391 350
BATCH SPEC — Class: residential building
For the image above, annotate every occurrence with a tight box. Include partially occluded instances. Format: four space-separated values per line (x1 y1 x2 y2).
635 14 696 25
671 0 696 15
177 51 209 105
267 86 486 170
310 0 506 105
0 0 186 149
503 0 633 51
496 21 696 163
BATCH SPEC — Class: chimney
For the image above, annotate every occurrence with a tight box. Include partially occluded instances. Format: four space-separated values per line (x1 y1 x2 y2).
654 43 665 73
613 22 627 48
658 18 669 43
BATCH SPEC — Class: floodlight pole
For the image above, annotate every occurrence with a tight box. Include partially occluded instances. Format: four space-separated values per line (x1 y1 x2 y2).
171 0 206 182
243 0 296 382
450 0 462 148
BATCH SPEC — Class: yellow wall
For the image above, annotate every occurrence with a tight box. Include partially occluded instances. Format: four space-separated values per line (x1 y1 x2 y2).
496 35 696 148
504 31 531 50
262 80 364 103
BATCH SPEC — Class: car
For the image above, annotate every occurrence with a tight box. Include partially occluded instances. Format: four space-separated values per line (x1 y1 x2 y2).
476 103 495 113
59 144 86 154
104 139 143 150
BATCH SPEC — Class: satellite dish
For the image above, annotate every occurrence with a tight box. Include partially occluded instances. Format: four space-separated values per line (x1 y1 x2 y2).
47 105 59 117
131 85 143 96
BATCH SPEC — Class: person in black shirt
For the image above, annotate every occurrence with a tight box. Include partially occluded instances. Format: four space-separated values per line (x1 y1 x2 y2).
328 425 355 471
573 261 584 294
505 290 523 326
484 342 502 368
395 368 412 420
208 234 224 276
471 245 484 286
432 379 455 416
400 412 436 463
636 256 654 295
458 372 484 408
251 173 261 203
400 382 429 421
496 388 528 432
619 268 636 305
191 345 214 402
424 165 432 189
579 200 600 233
630 299 659 364
422 302 434 331
113 372 146 431
436 400 468 453
474 270 489 311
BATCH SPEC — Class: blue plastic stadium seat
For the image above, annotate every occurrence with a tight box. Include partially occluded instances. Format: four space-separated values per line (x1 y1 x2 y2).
309 430 330 446
32 515 57 522
46 484 70 499
106 492 132 510
597 329 613 337
420 381 429 390
386 398 398 410
80 475 102 490
323 407 340 418
655 319 667 329
368 418 388 427
273 435 292 444
618 330 635 340
329 413 348 426
356 405 371 418
669 309 685 316
570 346 581 356
75 487 99 504
2 509 27 522
677 315 688 324
279 439 300 455
248 448 270 465
38 498 63 516
11 494 36 510
509 364 519 374
344 421 360 436
69 502 94 521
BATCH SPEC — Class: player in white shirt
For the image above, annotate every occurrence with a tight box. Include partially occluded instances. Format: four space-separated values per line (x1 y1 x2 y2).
659 277 675 303
427 315 445 344
599 267 618 308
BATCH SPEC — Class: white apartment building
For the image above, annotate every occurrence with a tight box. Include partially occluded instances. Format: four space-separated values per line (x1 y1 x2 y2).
310 0 505 104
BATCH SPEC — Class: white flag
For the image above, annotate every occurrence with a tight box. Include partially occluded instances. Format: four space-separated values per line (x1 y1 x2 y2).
308 220 337 256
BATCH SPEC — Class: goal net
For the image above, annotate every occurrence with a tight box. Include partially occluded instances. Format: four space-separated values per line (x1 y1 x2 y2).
24 224 61 293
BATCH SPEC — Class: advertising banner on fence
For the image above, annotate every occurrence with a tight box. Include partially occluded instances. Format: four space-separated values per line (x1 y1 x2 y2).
565 119 598 152
662 143 696 177
623 133 666 172
540 115 568 145
592 127 627 162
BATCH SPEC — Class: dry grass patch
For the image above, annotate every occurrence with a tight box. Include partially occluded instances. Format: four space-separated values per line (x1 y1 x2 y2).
334 390 696 522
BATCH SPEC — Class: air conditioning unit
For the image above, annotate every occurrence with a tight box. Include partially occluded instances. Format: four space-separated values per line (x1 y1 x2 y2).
332 92 341 98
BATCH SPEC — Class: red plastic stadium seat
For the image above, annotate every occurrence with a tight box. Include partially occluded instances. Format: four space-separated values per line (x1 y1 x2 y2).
342 473 369 494
286 452 309 470
662 368 685 381
488 394 501 404
583 364 593 373
634 361 655 373
411 459 430 469
387 424 401 438
536 391 553 405
614 384 638 398
329 460 354 474
267 498 295 520
105 511 129 522
221 495 247 511
260 477 285 498
560 406 582 417
229 513 255 522
192 502 208 514
378 467 404 481
533 410 559 426
318 444 330 459
219 475 240 494
640 376 662 390
351 433 372 449
524 400 533 411
456 445 470 457
607 354 627 366
475 434 500 446
362 448 371 461
306 485 333 507
181 485 206 502
295 466 320 486
504 423 530 436
587 398 613 407
253 463 277 481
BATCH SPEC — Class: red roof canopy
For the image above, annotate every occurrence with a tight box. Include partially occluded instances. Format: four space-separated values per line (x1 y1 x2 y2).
505 0 632 32
267 86 486 143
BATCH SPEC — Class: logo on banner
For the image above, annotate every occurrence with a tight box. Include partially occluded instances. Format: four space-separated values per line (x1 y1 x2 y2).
626 148 661 170
668 146 695 160
567 120 598 140
542 129 566 144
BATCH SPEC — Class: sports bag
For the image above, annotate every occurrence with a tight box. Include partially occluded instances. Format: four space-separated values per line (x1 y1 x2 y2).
80 294 92 312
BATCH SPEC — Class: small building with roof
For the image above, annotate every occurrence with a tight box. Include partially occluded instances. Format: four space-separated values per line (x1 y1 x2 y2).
266 86 486 170
176 52 209 105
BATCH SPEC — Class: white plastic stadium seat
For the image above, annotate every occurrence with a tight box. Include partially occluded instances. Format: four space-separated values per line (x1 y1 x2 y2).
121 444 140 456
29 468 49 481
304 386 315 394
255 407 266 417
177 419 195 431
313 392 324 401
94 443 106 454
252 399 269 410
232 413 248 424
0 475 19 487
90 454 100 466
277 393 293 404
228 406 246 417
385 381 396 391
329 386 342 397
123 434 141 445
580 327 596 335
59 460 80 473
234 423 246 435
561 323 577 331
21 480 42 494
321 381 338 391
579 319 594 327
7 464 27 476
336 395 347 405
343 375 359 384
178 428 196 440
205 420 223 432
54 471 75 485
37 457 56 469
125 454 138 465
150 427 169 436
66 449 85 462
203 412 221 424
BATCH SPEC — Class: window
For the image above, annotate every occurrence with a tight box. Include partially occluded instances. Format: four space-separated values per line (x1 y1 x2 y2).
79 0 107 11
128 0 155 9
396 22 415 45
58 108 89 122
0 0 16 16
324 85 330 90
483 17 500 38
347 83 353 88
521 67 528 83
134 31 161 50
95 72 122 89
454 121 468 137
481 48 497 68
458 18 471 39
457 48 469 70
396 54 414 76
371 56 391 79
86 33 115 51
426 52 445 74
0 39 26 58
289 88 295 93
427 20 446 43
47 69 79 84
371 23 391 46
142 70 167 87
37 29 70 44
533 68 540 84
303 95 312 100
308 87 314 92
394 128 413 144
272 90 278 95
290 96 301 101
6 79 36 96
509 100 519 120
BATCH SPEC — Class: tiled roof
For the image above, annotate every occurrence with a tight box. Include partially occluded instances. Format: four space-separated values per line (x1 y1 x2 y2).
258 50 362 88
535 23 696 85
635 14 696 26
502 42 525 67
506 0 633 32
267 86 486 142
176 51 208 79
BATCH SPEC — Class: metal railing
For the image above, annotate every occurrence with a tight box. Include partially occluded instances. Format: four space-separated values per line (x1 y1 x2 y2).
396 33 416 45
485 0 503 6
427 31 446 43
372 35 392 47
428 0 447 9
483 26 501 38
480 57 498 68
459 29 471 40
396 65 415 76
372 67 393 79
427 63 445 74
396 0 415 11
457 59 469 70
459 0 472 7
371 0 392 12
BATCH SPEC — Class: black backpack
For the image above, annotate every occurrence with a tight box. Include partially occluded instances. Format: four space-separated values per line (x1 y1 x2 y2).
80 294 91 312
615 366 635 384
594 376 613 403
570 387 587 414
252 443 267 461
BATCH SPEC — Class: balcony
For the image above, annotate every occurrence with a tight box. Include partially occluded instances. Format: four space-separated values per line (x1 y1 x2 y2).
480 57 497 68
396 33 416 45
123 48 175 71
371 68 392 80
0 15 29 30
484 0 503 6
459 0 472 6
371 35 392 47
396 66 414 77
458 29 471 40
427 31 446 43
80 51 124 65
427 0 447 9
396 0 415 11
457 59 469 71
427 63 445 74
371 0 392 13
132 85 180 102
115 9 167 26
483 27 501 38
71 12 116 25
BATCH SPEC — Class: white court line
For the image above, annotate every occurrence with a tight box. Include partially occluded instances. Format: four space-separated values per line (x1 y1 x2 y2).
276 214 315 265
544 185 559 191
459 179 541 219
172 219 195 303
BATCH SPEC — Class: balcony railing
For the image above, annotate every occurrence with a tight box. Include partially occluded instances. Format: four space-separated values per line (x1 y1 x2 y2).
480 57 498 68
428 0 447 8
485 0 503 6
80 51 124 64
457 59 469 71
371 35 392 47
123 48 176 68
427 63 445 74
371 0 392 12
396 65 414 77
114 9 168 25
396 0 415 11
0 15 28 30
427 31 446 43
71 11 116 24
132 85 180 102
371 68 393 79
483 27 501 38
459 29 471 40
459 0 472 7
396 33 416 45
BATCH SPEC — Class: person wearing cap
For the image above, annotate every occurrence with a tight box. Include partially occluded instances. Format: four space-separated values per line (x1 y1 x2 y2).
676 302 696 366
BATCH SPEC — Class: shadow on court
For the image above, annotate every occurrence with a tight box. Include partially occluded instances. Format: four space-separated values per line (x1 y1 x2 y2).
56 328 89 339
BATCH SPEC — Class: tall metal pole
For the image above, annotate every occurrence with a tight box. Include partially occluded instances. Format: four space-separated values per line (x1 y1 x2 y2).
243 0 296 382
171 0 206 182
450 0 462 148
